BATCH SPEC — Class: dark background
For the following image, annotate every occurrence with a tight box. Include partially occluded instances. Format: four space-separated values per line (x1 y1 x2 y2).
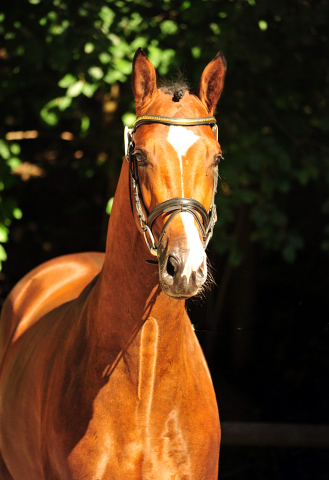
1 1 328 478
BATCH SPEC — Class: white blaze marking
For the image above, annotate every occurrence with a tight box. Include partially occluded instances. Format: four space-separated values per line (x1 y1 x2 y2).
167 126 199 197
166 126 206 281
181 212 207 281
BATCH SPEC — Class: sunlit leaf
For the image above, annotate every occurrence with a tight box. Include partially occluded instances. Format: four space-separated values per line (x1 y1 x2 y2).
82 83 98 97
0 225 9 243
0 140 10 160
57 96 72 111
0 244 7 262
99 6 115 27
84 42 95 54
81 116 90 133
88 66 104 80
9 143 21 155
66 81 84 97
40 99 59 125
160 20 178 35
58 74 77 88
122 112 136 127
13 208 22 220
258 20 268 31
106 197 114 215
7 157 21 170
99 52 112 64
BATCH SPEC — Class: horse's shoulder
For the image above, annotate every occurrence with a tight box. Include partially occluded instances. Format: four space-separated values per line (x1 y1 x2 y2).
0 252 104 358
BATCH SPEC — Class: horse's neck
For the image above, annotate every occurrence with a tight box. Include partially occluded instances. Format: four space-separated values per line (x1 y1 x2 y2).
85 159 187 356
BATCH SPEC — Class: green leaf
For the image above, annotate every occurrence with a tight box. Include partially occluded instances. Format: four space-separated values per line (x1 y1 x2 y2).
191 47 201 59
7 157 21 170
99 52 112 64
0 244 7 262
160 20 178 35
13 208 23 220
0 225 9 243
181 1 191 10
258 20 268 31
116 59 131 75
40 100 59 125
88 66 104 80
103 69 127 84
82 83 98 98
58 74 77 88
84 42 95 54
9 143 21 155
81 116 90 133
99 6 115 27
122 112 136 127
57 96 72 111
0 140 10 160
106 197 114 215
66 81 84 98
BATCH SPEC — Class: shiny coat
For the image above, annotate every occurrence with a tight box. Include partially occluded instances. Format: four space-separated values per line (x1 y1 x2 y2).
0 49 226 479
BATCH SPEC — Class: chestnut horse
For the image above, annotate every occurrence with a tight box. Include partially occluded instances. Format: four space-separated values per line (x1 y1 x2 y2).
0 48 226 479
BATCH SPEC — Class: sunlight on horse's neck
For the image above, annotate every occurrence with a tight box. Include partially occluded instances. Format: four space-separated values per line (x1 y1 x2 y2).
89 159 186 349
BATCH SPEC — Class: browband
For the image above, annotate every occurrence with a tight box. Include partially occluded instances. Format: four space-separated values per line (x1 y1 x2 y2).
125 115 218 157
132 115 217 132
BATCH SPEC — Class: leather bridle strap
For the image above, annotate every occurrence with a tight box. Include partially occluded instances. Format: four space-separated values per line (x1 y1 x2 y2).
148 197 208 231
125 114 219 257
132 115 217 131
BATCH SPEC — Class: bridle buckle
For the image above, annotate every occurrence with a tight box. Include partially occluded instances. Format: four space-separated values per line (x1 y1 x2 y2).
124 126 133 158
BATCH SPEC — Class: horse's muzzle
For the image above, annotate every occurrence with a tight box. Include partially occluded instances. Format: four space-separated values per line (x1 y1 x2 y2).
159 248 207 299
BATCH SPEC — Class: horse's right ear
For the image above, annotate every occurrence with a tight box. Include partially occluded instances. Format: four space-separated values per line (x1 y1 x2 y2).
132 48 158 115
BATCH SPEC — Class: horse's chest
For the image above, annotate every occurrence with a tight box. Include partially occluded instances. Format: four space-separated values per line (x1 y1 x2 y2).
67 319 219 479
68 394 217 480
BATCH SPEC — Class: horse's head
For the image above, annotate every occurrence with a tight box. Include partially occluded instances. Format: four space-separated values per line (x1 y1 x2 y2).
128 48 226 299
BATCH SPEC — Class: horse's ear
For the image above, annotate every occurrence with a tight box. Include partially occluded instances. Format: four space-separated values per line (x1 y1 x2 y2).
132 48 158 114
196 52 226 114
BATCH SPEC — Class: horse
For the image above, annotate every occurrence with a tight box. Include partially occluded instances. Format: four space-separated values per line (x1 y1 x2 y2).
0 48 226 479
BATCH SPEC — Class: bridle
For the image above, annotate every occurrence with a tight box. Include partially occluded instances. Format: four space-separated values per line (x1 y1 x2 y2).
124 114 220 257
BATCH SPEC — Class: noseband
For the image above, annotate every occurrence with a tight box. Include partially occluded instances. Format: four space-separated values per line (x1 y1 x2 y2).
124 115 220 257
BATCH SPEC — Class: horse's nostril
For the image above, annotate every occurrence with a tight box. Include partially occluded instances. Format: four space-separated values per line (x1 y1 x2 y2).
167 255 179 278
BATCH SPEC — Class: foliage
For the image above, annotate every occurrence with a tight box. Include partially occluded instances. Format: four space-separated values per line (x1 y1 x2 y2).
0 0 328 270
0 143 22 269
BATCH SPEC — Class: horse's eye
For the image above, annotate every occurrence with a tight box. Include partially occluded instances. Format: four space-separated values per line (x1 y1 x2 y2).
134 150 146 164
214 153 223 166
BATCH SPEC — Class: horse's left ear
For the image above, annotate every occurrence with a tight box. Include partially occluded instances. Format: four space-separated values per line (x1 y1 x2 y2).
132 48 158 114
196 52 227 114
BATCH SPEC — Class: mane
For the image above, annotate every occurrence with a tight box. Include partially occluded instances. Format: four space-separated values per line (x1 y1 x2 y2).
158 73 190 102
